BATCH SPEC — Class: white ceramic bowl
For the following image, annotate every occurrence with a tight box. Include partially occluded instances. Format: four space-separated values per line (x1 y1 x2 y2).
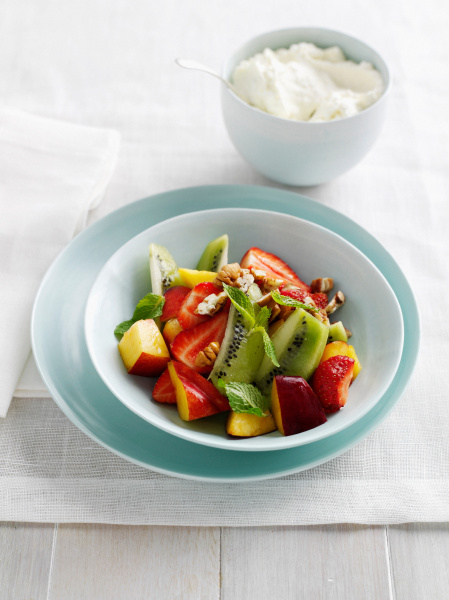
84 208 403 452
221 28 390 186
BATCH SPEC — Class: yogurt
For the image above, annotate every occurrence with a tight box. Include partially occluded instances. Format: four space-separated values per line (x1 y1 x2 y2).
231 42 384 122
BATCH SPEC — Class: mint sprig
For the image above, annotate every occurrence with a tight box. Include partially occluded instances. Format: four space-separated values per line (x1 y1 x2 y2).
114 293 165 339
218 379 270 417
271 289 319 312
222 284 279 366
222 283 255 326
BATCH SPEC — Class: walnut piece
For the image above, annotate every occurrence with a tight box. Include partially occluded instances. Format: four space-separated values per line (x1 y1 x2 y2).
195 291 227 316
195 342 221 368
325 291 345 315
250 268 283 293
311 277 334 293
214 263 242 287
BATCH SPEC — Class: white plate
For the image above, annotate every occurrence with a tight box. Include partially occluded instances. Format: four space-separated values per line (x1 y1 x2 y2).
84 208 404 451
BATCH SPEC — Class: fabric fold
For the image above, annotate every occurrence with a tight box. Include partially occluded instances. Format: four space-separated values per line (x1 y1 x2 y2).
0 107 120 417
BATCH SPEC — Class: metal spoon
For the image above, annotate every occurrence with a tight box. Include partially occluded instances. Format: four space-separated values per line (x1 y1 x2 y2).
175 58 238 95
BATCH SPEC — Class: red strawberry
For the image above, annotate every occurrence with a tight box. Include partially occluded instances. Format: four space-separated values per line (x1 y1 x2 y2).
280 287 309 302
240 247 310 291
177 282 222 329
311 292 328 310
171 310 228 373
280 287 328 310
161 286 191 322
152 368 177 404
311 355 355 413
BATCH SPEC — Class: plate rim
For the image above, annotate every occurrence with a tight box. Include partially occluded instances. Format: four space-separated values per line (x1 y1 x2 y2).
83 205 404 451
31 184 420 481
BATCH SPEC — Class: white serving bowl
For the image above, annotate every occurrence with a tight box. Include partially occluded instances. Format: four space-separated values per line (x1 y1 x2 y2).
85 208 403 452
221 28 390 186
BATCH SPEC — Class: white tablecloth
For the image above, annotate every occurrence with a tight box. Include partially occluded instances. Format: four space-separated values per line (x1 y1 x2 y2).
0 0 448 524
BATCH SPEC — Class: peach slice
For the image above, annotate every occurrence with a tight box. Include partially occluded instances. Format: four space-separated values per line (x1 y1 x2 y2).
167 361 230 421
118 319 170 377
162 317 183 346
226 410 277 437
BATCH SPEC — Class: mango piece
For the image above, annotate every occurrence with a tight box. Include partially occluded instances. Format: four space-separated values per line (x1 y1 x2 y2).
226 410 277 437
319 341 362 379
178 268 217 288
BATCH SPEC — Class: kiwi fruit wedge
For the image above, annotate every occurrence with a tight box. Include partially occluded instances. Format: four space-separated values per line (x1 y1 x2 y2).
149 243 183 296
327 321 348 343
255 308 329 397
209 293 264 387
196 234 229 272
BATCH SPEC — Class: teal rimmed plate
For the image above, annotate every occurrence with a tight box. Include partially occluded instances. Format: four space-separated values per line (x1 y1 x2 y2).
31 185 419 481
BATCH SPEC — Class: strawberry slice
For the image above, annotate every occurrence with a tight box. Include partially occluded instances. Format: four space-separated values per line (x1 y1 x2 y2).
280 287 328 310
171 310 228 373
152 367 177 404
311 292 328 310
241 247 310 291
280 287 309 302
311 355 355 413
161 286 191 322
177 281 222 329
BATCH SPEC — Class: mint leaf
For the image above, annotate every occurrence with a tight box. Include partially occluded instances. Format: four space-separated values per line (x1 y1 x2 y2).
220 381 270 417
254 305 271 329
271 289 319 312
114 293 165 339
222 283 255 327
252 326 280 367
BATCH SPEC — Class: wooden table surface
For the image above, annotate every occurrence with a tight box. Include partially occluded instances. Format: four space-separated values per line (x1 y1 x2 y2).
1 522 448 599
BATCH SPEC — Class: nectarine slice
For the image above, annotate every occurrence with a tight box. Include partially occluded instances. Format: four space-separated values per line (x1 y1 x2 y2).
118 319 170 377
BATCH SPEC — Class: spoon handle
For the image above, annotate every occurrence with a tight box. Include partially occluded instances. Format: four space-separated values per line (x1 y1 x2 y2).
175 58 237 94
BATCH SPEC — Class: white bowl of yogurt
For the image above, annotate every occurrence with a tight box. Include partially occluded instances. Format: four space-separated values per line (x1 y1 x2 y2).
221 28 390 186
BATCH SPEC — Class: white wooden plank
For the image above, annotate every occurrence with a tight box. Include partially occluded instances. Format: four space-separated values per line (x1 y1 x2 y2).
388 523 449 600
0 521 55 600
221 525 391 600
48 524 219 600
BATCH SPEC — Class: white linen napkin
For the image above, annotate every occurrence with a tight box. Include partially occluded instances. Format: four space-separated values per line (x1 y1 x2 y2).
0 107 120 417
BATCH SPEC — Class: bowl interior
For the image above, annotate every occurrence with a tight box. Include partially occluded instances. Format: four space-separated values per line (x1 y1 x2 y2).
84 208 403 451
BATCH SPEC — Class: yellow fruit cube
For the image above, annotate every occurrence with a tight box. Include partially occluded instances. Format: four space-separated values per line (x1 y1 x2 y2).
178 268 217 288
226 410 277 437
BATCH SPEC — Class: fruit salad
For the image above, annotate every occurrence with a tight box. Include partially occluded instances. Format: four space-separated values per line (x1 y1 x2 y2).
115 234 362 438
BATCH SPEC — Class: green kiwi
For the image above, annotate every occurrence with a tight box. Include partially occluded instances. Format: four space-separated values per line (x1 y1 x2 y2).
209 304 265 388
255 308 329 397
196 234 229 272
149 243 183 296
327 321 348 343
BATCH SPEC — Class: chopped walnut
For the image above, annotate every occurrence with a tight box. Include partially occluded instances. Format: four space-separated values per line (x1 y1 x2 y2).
195 291 227 316
214 263 242 287
236 270 255 292
250 268 283 293
195 342 221 368
325 291 345 315
311 277 334 293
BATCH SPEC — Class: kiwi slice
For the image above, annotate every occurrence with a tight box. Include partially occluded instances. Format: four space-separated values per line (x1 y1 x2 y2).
209 304 265 387
149 243 183 296
196 234 229 272
255 308 329 397
327 321 348 343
